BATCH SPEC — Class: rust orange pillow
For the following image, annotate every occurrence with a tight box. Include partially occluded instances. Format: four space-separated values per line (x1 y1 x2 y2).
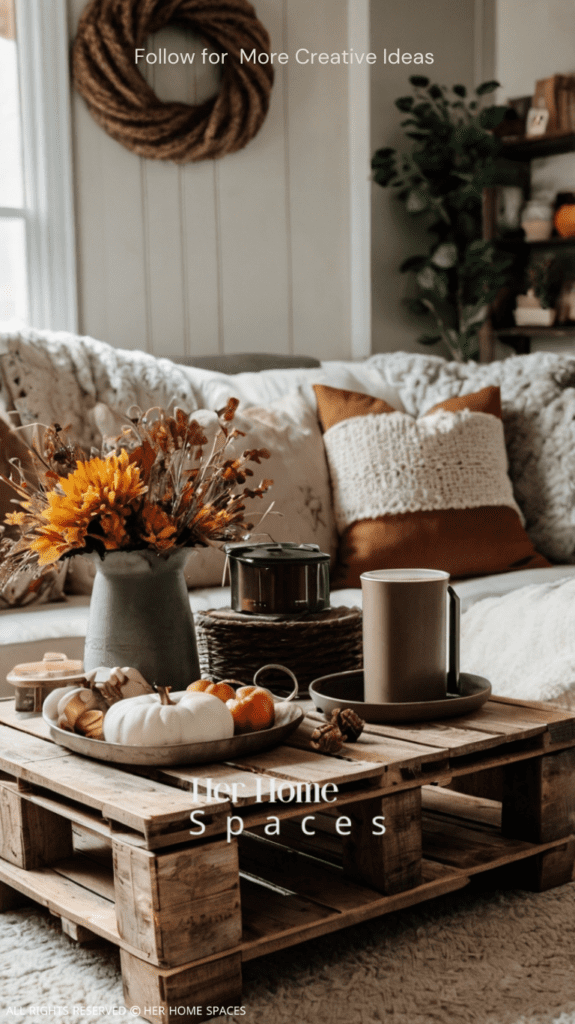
313 384 549 588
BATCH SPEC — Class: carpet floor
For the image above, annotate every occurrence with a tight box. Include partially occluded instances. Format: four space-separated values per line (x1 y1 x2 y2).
3 878 575 1024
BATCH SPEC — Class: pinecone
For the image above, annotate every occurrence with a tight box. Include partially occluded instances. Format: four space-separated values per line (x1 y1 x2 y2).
310 722 344 755
331 707 365 743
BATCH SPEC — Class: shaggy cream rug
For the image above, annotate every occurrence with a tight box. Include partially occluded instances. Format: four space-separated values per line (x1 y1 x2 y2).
3 879 575 1024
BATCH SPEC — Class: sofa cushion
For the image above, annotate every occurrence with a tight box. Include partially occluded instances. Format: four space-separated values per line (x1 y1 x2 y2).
364 350 575 563
314 383 549 587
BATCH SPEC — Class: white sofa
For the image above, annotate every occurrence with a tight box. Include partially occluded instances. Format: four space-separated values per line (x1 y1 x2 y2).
2 329 575 701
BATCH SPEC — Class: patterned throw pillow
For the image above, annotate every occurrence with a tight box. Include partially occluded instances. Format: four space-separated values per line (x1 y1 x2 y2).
313 384 549 588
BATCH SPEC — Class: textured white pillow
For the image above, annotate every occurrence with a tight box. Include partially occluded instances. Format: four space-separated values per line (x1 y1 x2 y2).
183 390 337 588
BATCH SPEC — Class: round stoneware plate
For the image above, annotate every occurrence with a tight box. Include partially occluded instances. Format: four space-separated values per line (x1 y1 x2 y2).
42 702 304 766
309 671 491 723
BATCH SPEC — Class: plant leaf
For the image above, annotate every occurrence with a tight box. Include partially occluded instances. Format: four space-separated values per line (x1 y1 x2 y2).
406 190 428 214
476 80 500 96
418 334 443 346
409 75 430 88
431 243 458 268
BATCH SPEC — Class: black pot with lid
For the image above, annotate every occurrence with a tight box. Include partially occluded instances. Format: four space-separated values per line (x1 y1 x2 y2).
226 542 330 616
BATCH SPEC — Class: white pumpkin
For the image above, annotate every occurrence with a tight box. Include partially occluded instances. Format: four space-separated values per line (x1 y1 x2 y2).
102 687 234 746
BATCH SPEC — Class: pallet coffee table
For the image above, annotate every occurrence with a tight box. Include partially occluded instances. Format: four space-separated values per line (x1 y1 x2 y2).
0 694 574 1022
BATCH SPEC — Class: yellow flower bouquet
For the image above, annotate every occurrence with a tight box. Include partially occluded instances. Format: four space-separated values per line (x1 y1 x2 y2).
0 399 272 588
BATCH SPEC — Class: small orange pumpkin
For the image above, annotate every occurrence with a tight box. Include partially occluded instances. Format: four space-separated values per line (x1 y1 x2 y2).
187 679 237 703
226 687 275 733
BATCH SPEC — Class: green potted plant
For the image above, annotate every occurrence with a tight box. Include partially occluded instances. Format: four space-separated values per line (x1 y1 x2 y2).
372 76 514 361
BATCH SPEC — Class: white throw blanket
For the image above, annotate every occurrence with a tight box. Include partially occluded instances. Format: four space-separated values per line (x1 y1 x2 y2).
461 576 575 705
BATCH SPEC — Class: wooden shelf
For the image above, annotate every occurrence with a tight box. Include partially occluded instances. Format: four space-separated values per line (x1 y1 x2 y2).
501 132 575 160
498 235 575 248
496 325 575 337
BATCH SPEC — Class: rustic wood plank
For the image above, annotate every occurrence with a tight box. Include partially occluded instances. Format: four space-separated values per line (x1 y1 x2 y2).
60 915 101 945
150 763 277 805
120 949 243 1024
113 837 242 967
490 694 575 720
0 702 53 739
13 754 230 840
0 855 120 942
226 745 420 789
516 837 575 891
304 707 505 757
0 780 73 869
287 717 449 769
342 789 422 895
53 853 116 902
502 748 575 843
239 833 385 912
239 868 469 962
421 786 502 829
421 812 571 873
0 723 69 769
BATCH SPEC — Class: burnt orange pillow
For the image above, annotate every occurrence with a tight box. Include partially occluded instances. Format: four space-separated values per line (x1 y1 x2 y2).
313 384 548 588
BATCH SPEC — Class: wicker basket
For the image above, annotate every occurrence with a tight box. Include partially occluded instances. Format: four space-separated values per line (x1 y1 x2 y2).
195 605 363 693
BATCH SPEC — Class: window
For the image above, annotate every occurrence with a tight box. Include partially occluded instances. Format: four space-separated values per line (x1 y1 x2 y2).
0 0 77 332
0 0 27 322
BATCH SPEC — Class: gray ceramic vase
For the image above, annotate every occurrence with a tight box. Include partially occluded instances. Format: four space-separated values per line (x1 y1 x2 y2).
83 548 200 690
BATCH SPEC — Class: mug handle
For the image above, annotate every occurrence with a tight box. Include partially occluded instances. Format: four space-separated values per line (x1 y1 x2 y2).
253 664 299 703
447 586 460 694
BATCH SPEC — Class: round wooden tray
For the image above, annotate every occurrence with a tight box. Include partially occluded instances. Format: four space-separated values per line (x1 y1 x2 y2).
42 702 304 766
309 671 491 723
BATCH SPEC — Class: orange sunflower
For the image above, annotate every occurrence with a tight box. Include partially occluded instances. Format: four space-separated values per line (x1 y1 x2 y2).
31 450 147 565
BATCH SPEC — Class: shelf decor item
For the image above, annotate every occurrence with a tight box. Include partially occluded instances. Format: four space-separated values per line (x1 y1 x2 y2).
521 194 554 240
513 253 563 328
72 0 274 163
554 192 575 237
0 402 273 689
372 77 513 361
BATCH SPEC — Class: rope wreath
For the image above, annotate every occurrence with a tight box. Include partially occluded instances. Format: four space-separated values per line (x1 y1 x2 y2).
72 0 274 163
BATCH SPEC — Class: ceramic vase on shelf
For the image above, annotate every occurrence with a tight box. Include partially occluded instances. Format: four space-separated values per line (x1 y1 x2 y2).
521 196 554 241
83 548 199 690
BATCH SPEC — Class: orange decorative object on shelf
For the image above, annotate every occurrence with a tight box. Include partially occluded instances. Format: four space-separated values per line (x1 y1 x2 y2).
554 192 575 237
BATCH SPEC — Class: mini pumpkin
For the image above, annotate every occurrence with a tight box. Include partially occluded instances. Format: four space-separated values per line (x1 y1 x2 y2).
103 686 234 746
76 709 105 740
226 686 275 734
187 679 237 703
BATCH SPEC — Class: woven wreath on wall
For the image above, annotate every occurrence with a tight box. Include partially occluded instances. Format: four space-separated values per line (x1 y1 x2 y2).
72 0 274 163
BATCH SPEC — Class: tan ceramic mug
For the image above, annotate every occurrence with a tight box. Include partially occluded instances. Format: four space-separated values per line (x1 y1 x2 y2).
360 569 460 704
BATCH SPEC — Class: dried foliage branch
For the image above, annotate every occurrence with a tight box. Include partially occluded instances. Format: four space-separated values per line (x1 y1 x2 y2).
0 401 272 587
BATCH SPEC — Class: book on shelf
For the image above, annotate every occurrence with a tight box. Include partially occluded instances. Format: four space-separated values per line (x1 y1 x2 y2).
531 74 575 134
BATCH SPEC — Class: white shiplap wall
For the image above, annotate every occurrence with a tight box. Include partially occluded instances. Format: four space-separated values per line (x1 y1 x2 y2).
68 0 363 360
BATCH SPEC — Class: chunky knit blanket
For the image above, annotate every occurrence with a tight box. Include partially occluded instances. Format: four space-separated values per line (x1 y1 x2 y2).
1 330 575 563
461 575 575 705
